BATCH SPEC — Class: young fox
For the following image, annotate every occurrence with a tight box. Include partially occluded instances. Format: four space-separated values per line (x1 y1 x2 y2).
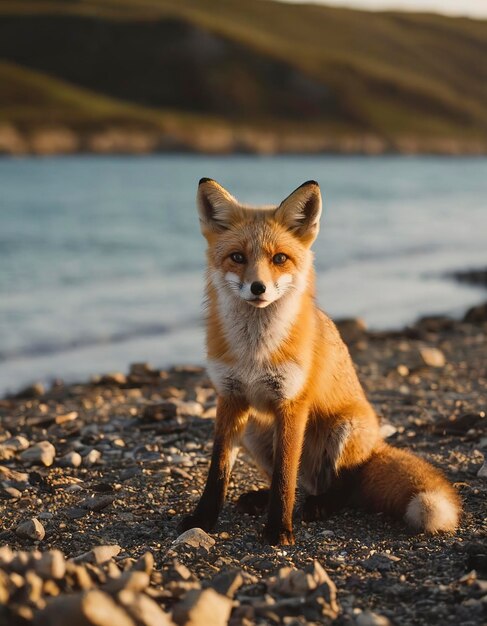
180 178 461 545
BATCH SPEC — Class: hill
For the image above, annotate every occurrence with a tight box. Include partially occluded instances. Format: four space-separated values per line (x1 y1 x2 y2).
0 0 486 154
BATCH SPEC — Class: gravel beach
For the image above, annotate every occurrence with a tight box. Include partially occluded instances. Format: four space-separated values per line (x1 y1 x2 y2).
0 303 486 626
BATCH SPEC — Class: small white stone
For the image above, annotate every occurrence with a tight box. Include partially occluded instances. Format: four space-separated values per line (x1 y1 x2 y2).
477 461 487 478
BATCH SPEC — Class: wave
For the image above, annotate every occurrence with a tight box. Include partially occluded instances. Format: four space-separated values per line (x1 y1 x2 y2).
0 316 201 363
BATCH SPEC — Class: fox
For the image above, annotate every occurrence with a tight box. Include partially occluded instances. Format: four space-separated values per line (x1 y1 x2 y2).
180 178 461 545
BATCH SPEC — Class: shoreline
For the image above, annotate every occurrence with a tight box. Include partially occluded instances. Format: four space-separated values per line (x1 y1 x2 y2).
0 295 485 625
1 124 487 157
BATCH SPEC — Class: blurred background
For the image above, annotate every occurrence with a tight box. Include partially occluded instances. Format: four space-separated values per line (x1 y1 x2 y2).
1 0 486 395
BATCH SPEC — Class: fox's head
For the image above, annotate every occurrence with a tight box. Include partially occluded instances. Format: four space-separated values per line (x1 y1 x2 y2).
197 178 322 308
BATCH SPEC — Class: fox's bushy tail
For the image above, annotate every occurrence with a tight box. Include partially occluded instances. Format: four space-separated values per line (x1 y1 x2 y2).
356 443 460 533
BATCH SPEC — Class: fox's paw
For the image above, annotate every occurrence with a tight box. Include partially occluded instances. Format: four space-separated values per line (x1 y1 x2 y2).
263 525 295 546
178 513 214 534
237 489 270 516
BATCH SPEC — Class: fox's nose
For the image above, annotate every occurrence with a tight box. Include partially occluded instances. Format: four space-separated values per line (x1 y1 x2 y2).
250 281 266 296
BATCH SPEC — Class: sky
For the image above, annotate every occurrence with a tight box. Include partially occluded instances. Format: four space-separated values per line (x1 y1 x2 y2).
282 0 487 19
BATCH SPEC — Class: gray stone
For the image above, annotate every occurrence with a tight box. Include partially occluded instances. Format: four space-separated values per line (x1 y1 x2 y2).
355 610 392 626
103 571 150 594
210 569 244 598
173 528 215 552
173 588 232 626
16 518 45 541
20 441 56 467
132 551 154 575
35 550 66 579
73 545 121 565
477 460 487 478
59 451 82 468
34 589 136 626
118 590 174 626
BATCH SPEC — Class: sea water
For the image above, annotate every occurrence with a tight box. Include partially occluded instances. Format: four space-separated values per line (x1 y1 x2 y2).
1 154 486 395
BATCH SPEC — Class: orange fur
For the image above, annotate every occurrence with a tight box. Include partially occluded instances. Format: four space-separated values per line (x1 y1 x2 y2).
180 178 461 544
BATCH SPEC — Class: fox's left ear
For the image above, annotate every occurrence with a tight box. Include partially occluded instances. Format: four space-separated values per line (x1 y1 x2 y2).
274 180 322 244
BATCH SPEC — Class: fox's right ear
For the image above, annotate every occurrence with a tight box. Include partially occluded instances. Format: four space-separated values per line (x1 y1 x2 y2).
197 178 238 235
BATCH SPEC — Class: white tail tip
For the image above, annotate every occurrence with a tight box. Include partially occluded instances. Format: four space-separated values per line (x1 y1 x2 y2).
405 490 459 533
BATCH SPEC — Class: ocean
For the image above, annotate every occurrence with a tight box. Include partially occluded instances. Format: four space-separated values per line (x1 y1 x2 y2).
1 155 486 396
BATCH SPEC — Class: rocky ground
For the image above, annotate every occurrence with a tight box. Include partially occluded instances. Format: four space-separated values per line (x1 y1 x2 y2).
0 303 486 626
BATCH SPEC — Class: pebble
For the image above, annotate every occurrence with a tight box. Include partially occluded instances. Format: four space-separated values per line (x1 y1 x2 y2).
173 528 215 552
80 494 115 511
133 552 154 576
73 545 121 565
35 550 66 579
173 588 233 626
83 449 102 465
58 451 82 468
355 610 392 626
379 422 397 438
210 569 244 597
1 435 30 452
20 441 56 467
104 571 150 594
35 589 136 626
419 346 446 368
16 518 45 541
477 461 487 478
118 590 174 626
361 553 400 572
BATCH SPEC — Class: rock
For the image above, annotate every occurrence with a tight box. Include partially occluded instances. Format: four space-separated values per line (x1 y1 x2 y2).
419 346 446 368
58 451 82 468
1 435 30 452
35 550 66 579
210 569 244 598
335 318 367 345
118 590 174 626
269 567 315 596
355 610 392 626
129 362 155 376
103 571 150 594
80 494 115 511
173 528 215 552
143 402 178 421
35 589 136 626
55 411 78 424
99 372 127 385
20 441 56 467
172 588 232 626
477 461 487 478
379 422 397 438
464 302 487 323
73 545 121 565
14 382 45 398
83 449 102 465
16 518 45 541
176 401 203 417
361 553 400 572
132 552 154 575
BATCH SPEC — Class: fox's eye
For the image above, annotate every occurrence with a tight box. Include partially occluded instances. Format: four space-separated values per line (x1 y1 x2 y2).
230 252 246 264
273 253 288 265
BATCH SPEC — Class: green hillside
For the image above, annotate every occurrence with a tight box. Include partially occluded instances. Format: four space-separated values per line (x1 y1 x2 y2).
1 0 486 154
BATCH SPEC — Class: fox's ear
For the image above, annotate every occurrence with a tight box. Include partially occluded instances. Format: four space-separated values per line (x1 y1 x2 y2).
274 180 322 243
197 178 238 234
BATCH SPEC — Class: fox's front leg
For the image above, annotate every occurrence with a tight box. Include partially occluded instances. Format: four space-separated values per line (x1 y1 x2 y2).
179 395 248 533
264 401 308 545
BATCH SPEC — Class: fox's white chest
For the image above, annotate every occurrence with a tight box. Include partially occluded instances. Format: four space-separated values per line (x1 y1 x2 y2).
207 358 306 408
